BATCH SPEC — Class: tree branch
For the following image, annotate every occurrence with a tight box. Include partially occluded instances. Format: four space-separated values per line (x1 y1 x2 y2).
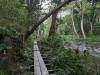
24 0 75 40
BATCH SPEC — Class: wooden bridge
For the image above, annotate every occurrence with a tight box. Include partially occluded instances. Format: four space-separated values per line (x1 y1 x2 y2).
33 41 55 75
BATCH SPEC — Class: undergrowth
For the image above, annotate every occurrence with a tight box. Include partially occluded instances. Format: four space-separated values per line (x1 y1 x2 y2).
39 36 90 75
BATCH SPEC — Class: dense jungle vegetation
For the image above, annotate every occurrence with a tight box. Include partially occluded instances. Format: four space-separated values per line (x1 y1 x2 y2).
0 0 100 75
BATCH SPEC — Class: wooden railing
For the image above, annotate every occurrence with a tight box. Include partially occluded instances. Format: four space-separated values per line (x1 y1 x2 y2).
33 41 49 75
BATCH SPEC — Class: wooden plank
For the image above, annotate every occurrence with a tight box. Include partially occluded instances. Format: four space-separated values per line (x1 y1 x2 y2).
34 41 49 75
34 43 42 75
37 50 49 75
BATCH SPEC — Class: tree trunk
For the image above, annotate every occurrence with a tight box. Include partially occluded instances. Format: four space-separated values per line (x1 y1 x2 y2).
24 0 75 41
49 10 58 37
88 17 93 35
71 9 79 38
80 12 86 39
88 0 96 35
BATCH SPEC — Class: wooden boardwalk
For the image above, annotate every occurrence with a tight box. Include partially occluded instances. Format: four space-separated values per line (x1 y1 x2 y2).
33 41 49 75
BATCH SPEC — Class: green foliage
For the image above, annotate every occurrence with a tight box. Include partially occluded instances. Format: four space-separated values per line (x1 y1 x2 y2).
78 35 100 42
0 43 7 51
0 0 27 35
40 36 64 49
0 0 99 75
51 0 60 5
0 70 11 75
51 49 86 75
0 1 35 74
60 0 100 36
59 16 74 35
39 36 89 75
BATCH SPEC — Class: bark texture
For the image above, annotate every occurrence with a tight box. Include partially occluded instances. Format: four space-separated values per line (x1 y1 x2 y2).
49 10 58 37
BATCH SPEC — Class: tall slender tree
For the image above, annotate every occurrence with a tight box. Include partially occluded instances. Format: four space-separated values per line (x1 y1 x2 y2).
71 8 79 38
88 0 96 34
80 2 86 39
